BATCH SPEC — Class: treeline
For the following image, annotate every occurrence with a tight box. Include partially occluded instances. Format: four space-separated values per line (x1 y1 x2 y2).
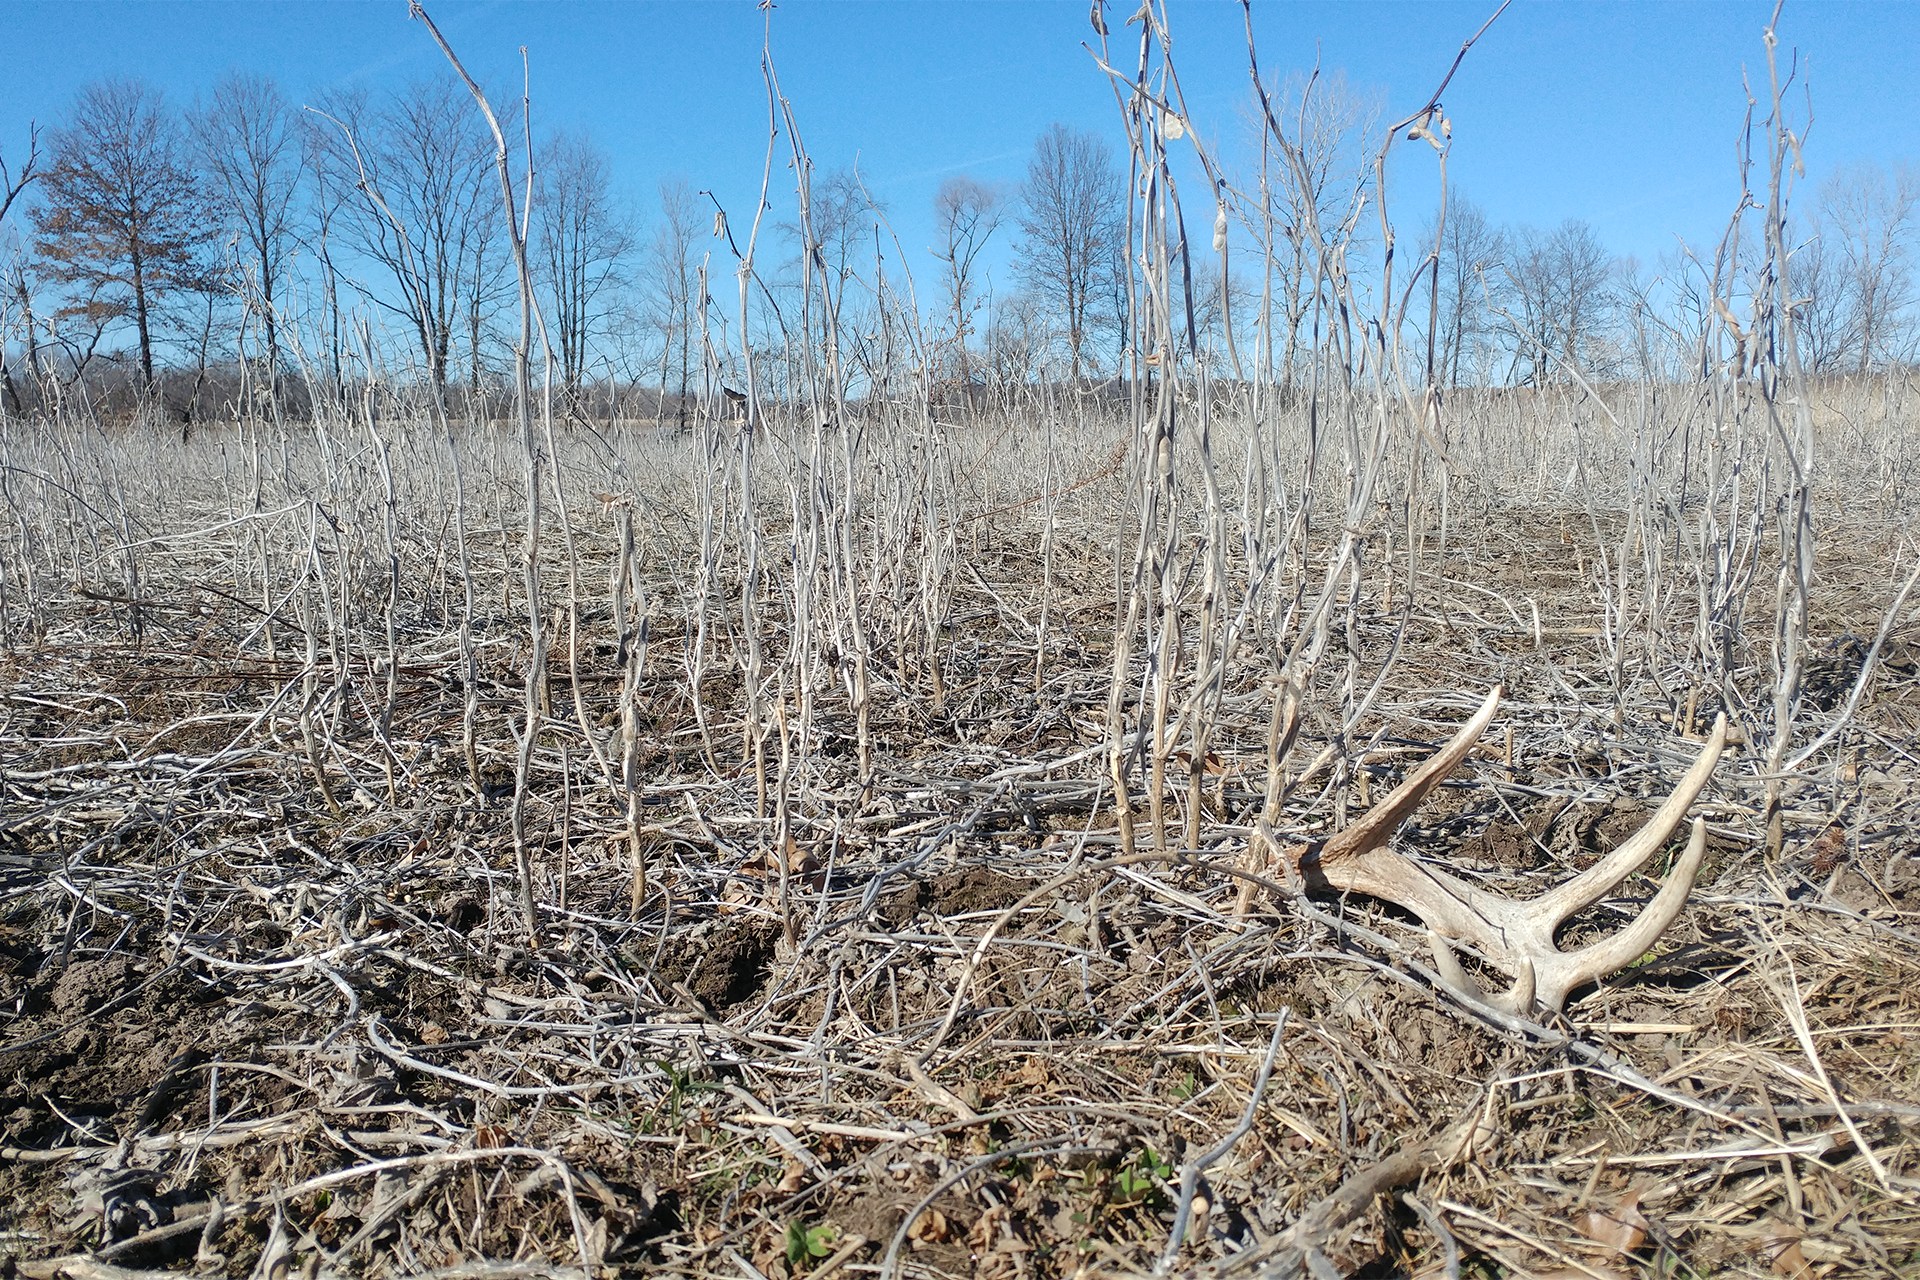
0 71 1140 426
0 63 1915 426
1229 71 1920 395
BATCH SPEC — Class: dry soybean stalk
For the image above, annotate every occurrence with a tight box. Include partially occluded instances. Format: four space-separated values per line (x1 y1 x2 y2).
1757 11 1817 858
726 24 783 822
356 323 403 804
532 279 615 792
416 4 547 934
685 260 722 771
610 494 652 912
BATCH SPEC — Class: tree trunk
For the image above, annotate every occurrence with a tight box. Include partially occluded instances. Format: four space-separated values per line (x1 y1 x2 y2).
130 243 155 397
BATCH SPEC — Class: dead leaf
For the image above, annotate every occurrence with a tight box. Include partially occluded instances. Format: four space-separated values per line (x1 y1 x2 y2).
1807 824 1847 876
968 1203 1007 1252
1760 1218 1816 1280
1771 1239 1814 1279
418 1021 448 1046
907 1206 950 1246
1005 1059 1054 1092
1578 1191 1649 1257
1173 748 1228 775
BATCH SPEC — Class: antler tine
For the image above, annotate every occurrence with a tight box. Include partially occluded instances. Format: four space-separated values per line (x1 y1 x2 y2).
1525 713 1727 928
1428 930 1535 1016
1532 816 1710 1012
1319 685 1504 865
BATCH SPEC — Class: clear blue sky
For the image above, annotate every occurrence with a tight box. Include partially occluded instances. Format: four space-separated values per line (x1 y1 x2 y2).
3 1 1915 313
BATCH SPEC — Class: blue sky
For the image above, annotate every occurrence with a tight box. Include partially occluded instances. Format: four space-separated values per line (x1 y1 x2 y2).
2 1 1915 314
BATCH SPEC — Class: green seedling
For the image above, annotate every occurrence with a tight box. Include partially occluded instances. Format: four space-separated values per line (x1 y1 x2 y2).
1112 1145 1174 1203
785 1220 837 1269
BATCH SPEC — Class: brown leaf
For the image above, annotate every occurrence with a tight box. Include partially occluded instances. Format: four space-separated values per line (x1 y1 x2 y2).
1772 1240 1815 1280
1173 748 1229 774
1806 824 1847 875
1005 1059 1053 1092
1578 1192 1649 1257
418 1021 448 1046
1761 1218 1816 1280
907 1206 950 1245
967 1203 1006 1252
774 1159 808 1195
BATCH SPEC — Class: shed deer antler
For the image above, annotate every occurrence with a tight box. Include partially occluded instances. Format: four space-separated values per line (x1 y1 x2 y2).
1266 687 1726 1015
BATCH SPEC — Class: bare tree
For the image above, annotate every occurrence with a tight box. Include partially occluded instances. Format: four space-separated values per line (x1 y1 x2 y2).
161 266 234 427
1499 218 1614 384
1 126 42 415
1552 220 1618 376
1787 223 1853 374
1190 266 1254 360
0 125 39 227
1819 161 1919 371
932 174 1003 383
1608 255 1673 383
805 167 878 292
310 76 504 409
986 289 1054 386
1239 68 1380 395
1428 193 1502 386
647 177 702 429
192 72 301 403
535 129 632 412
31 79 213 399
1499 225 1554 384
460 182 511 410
1613 254 1723 385
298 104 356 410
783 165 884 383
1015 123 1124 380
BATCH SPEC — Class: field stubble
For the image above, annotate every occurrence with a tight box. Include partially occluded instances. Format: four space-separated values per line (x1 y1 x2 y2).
2 389 1919 1279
